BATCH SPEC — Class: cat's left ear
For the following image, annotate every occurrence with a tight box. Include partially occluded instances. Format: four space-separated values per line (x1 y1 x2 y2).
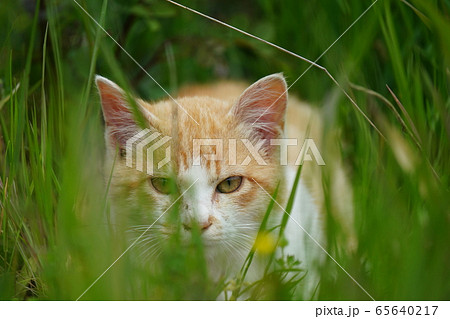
232 73 287 141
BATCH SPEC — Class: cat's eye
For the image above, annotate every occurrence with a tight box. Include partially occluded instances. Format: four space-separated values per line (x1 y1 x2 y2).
216 176 243 194
150 177 172 194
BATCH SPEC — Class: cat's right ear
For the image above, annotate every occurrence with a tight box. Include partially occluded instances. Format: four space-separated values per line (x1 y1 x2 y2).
95 75 139 148
232 73 288 141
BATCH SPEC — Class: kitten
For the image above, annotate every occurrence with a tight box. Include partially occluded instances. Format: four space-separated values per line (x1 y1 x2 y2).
96 73 325 299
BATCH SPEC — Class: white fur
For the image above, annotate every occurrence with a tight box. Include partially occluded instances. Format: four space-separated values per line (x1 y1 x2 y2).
280 167 324 297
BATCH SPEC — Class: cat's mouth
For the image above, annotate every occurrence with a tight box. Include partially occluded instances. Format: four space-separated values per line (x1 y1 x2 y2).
129 222 225 248
153 225 223 243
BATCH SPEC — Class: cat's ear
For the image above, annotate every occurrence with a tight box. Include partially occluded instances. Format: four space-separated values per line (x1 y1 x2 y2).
232 73 287 141
95 75 142 148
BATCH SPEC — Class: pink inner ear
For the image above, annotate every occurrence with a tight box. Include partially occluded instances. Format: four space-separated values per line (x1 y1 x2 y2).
234 74 288 141
97 78 138 147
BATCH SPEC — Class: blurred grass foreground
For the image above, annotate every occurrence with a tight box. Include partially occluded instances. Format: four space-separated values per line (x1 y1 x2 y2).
0 0 449 300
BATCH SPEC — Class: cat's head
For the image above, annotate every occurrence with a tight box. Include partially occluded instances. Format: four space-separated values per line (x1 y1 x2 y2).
96 74 288 263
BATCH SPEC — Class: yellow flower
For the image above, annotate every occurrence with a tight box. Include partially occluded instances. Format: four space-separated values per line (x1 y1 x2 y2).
253 232 277 255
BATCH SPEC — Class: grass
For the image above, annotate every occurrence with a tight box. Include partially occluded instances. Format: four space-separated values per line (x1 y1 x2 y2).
0 0 449 300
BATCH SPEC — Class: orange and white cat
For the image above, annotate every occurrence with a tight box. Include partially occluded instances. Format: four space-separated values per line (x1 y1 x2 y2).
96 74 325 298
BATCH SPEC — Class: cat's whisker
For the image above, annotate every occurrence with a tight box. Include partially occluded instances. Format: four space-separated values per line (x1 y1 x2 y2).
232 234 255 246
229 238 252 257
230 234 254 250
235 225 258 230
233 230 255 237
228 243 247 261
129 224 164 232
222 239 245 263
142 246 160 261
217 240 235 261
233 235 253 248
148 241 166 260
139 240 163 261
152 247 164 261
139 236 160 245
133 233 159 246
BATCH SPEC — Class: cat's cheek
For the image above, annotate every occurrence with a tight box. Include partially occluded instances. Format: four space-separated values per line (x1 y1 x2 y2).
222 179 260 213
211 198 246 236
112 179 170 222
142 192 172 216
236 187 258 209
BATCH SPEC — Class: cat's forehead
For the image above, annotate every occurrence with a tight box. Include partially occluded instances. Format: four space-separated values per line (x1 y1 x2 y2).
144 97 239 171
141 96 277 183
144 97 233 135
177 163 211 193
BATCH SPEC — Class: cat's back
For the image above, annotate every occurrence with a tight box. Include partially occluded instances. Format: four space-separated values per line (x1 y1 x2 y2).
177 80 249 103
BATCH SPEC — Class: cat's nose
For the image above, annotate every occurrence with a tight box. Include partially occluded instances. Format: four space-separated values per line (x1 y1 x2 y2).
183 219 212 232
200 220 212 231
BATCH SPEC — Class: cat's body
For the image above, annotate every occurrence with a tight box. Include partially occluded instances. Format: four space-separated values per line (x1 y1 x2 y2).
96 74 325 299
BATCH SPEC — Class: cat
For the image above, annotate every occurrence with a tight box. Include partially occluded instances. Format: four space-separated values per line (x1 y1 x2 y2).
96 73 325 299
